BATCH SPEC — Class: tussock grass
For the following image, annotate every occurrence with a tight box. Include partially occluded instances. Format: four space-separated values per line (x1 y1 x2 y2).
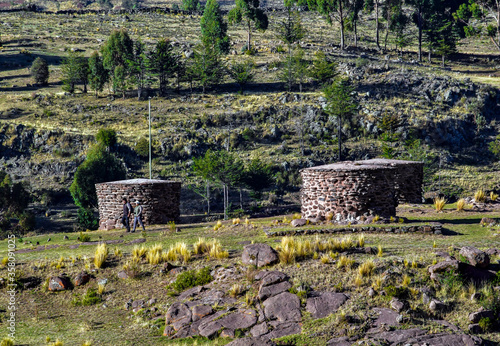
97 283 106 295
232 218 241 225
213 220 223 231
434 197 446 212
358 260 375 277
94 243 108 269
277 235 360 265
113 248 123 258
228 283 244 298
193 238 229 259
491 191 498 202
402 274 411 287
456 198 468 211
0 338 14 346
354 274 363 287
132 245 147 261
358 234 365 247
320 254 330 264
475 189 486 202
337 255 355 269
165 242 191 263
377 245 384 257
146 243 163 265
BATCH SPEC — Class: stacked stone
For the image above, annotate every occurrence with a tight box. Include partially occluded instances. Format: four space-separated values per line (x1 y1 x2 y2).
360 159 423 204
96 179 181 230
300 163 397 220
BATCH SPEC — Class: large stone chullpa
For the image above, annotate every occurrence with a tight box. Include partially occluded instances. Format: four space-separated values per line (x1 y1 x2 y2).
300 163 397 220
96 179 181 230
360 159 423 204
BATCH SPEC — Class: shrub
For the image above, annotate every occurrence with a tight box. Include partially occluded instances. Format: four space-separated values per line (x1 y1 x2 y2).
18 211 35 232
72 287 101 306
79 231 91 242
478 317 493 332
0 338 14 346
434 197 446 212
70 144 126 208
135 137 150 158
94 243 108 269
31 57 49 85
95 128 117 148
384 285 408 298
172 267 213 292
474 189 486 203
77 208 98 230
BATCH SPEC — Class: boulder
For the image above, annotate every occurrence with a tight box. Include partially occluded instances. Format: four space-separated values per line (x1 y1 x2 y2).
219 309 258 330
468 324 482 334
469 308 495 323
460 263 496 284
480 217 497 226
225 337 276 346
48 276 71 291
192 305 213 322
369 308 400 329
74 272 90 286
408 332 483 345
263 292 301 322
166 302 192 331
257 271 289 287
265 321 301 339
459 246 490 268
428 260 460 277
390 298 408 313
291 219 307 227
117 270 129 279
429 299 446 312
258 281 292 301
250 322 268 337
242 244 279 268
178 286 204 300
306 292 349 319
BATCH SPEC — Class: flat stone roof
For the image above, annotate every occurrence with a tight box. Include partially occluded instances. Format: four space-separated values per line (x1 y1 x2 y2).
300 162 396 172
360 159 423 166
96 179 178 185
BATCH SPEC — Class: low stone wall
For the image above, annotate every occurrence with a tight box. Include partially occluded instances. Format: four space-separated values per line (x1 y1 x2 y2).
360 159 423 204
264 223 443 237
300 163 397 220
96 179 181 230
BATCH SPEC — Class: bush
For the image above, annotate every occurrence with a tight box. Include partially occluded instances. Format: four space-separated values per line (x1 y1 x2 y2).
77 208 98 230
72 287 101 306
384 285 408 298
478 317 494 332
135 137 150 158
79 231 91 242
182 0 198 11
70 144 126 208
18 211 36 232
95 128 117 148
31 57 49 85
172 267 213 292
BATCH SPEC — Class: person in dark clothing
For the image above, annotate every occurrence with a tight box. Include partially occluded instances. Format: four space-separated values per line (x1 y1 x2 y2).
132 200 145 232
122 198 132 232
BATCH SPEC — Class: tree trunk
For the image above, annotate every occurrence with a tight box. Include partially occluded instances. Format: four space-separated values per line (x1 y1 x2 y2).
247 21 251 52
428 49 432 63
384 20 389 51
239 188 243 210
418 9 423 62
137 87 142 101
441 54 445 67
288 44 292 91
354 20 357 47
206 180 210 216
83 82 87 93
375 0 380 50
338 116 342 161
339 1 345 50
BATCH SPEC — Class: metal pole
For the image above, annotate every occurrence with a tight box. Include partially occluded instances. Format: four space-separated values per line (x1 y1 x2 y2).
148 97 152 180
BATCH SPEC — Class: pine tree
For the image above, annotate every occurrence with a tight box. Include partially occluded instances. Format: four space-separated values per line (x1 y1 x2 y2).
88 51 108 98
61 51 88 94
31 57 49 85
148 39 177 96
101 29 134 93
323 78 358 161
306 0 352 50
201 0 230 54
192 43 226 93
127 40 149 100
228 0 268 52
276 5 304 91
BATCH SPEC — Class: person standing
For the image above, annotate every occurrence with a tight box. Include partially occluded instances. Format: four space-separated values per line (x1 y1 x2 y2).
132 200 145 232
121 198 132 232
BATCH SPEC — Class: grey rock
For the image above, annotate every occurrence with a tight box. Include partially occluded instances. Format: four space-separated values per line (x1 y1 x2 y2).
390 298 408 313
428 260 460 275
306 292 349 319
468 324 482 334
219 308 258 330
48 276 71 291
469 308 494 323
192 305 213 322
250 322 268 337
117 270 129 279
166 302 192 331
429 299 446 312
291 219 307 227
258 281 292 301
242 244 279 268
459 246 490 268
263 292 301 322
225 337 276 346
257 271 289 287
266 321 301 339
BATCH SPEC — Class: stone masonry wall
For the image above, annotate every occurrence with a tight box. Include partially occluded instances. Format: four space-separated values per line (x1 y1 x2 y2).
96 179 181 230
360 159 423 204
300 163 397 220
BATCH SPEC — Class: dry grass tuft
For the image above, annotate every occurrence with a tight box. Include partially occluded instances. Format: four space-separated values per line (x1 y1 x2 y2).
434 197 446 212
325 212 333 221
358 234 365 247
0 338 14 346
474 189 486 202
146 243 163 265
228 283 244 298
490 191 499 201
456 198 467 211
132 245 147 261
358 260 375 277
354 274 363 287
165 242 191 263
94 243 108 269
97 283 106 295
320 254 330 264
232 218 241 225
377 245 384 257
337 255 355 269
402 274 411 287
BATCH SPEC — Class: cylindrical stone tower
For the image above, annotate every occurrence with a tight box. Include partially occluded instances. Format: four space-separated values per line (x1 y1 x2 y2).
359 159 424 204
95 179 181 230
300 162 397 220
